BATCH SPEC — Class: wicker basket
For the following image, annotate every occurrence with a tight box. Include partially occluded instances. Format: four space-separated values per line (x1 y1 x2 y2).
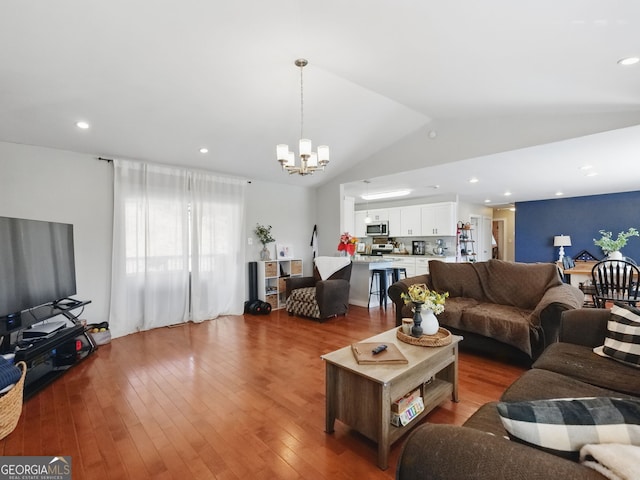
396 327 452 347
0 361 26 440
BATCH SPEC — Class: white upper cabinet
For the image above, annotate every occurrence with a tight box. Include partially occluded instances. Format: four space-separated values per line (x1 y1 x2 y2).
368 209 389 222
388 208 402 237
354 211 368 238
399 205 422 236
421 202 457 236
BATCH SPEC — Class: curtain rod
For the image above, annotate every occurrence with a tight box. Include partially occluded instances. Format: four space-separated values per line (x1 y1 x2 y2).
96 156 251 183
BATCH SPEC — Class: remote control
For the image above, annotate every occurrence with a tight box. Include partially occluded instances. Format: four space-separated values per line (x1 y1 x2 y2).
371 344 388 355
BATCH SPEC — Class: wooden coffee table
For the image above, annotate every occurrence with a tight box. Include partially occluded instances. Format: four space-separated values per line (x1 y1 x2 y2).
321 327 461 470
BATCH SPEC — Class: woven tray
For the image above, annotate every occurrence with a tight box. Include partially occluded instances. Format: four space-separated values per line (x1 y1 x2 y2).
396 327 452 347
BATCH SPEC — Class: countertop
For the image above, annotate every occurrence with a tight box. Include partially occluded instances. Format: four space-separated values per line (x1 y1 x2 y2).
351 256 394 263
382 253 455 258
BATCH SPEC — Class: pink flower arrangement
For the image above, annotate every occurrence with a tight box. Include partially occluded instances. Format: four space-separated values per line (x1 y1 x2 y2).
338 232 358 256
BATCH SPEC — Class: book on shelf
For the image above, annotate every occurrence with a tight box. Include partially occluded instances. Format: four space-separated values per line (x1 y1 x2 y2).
392 387 421 413
391 397 424 427
350 343 408 365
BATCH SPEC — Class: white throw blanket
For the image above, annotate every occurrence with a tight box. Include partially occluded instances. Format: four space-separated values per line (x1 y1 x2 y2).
580 443 640 480
315 256 350 280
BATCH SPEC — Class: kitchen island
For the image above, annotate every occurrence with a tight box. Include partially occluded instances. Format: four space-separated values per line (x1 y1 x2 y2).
349 255 458 308
349 256 395 308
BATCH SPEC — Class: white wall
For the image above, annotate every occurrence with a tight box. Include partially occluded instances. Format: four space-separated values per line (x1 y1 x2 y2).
0 141 318 324
244 179 317 280
0 141 113 325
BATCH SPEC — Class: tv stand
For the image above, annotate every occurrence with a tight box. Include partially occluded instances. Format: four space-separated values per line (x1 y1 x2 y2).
1 300 97 399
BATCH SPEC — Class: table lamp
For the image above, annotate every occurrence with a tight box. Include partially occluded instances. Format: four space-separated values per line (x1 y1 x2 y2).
553 235 572 263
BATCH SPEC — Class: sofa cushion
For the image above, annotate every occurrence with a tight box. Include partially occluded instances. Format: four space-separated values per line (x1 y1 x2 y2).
463 401 510 437
428 261 486 300
533 342 640 397
594 302 640 368
439 301 536 357
462 303 535 356
501 368 638 403
496 397 640 461
436 296 479 325
472 260 562 310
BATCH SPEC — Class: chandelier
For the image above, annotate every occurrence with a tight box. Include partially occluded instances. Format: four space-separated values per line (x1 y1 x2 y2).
277 59 329 175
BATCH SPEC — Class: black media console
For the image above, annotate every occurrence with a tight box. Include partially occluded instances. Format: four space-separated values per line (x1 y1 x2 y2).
1 300 97 399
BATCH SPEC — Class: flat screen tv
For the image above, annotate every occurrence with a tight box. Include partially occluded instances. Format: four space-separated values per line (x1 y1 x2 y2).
0 216 77 318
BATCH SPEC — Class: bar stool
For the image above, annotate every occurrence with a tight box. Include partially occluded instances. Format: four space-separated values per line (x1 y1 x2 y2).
369 268 394 309
392 267 407 283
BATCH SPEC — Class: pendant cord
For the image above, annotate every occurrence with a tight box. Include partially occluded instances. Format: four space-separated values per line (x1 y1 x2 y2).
299 64 304 141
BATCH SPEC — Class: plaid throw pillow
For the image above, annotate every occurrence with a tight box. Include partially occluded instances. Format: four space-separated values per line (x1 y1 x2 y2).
593 301 640 368
497 397 640 461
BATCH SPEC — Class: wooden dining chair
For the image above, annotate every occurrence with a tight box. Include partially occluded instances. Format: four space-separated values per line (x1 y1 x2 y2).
591 259 640 308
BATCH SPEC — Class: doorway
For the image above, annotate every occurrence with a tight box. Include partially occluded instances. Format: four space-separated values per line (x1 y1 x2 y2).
492 219 506 260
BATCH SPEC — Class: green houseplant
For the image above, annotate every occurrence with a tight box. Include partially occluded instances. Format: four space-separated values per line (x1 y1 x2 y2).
593 227 639 259
255 224 275 260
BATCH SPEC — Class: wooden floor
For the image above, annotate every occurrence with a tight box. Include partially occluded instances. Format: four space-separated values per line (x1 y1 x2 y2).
1 306 526 479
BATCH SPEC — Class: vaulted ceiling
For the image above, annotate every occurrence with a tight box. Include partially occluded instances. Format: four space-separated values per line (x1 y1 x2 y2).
2 1 639 205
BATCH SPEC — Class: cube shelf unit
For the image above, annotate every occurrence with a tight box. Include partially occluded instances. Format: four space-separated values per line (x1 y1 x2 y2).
257 259 303 310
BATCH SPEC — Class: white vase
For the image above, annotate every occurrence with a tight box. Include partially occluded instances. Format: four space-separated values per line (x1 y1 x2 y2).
422 309 440 335
608 251 623 260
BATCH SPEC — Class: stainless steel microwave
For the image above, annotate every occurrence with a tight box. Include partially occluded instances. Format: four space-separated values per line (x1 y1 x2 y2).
366 222 389 237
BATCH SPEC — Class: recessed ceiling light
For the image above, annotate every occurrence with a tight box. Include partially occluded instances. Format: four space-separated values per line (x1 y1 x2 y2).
75 121 90 129
361 189 411 201
618 57 640 66
504 191 512 196
585 171 599 177
469 177 479 183
555 191 564 196
199 147 209 154
484 199 491 203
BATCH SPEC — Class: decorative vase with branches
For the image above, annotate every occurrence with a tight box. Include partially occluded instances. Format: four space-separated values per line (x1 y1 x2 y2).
255 224 275 260
593 227 638 259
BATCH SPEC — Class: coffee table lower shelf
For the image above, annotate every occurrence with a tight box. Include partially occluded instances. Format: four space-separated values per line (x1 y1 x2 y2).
388 378 452 442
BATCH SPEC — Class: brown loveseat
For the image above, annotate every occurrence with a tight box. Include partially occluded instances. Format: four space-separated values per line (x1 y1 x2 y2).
388 259 584 361
396 308 640 480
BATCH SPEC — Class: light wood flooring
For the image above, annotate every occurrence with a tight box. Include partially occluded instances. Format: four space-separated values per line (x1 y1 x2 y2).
0 305 526 479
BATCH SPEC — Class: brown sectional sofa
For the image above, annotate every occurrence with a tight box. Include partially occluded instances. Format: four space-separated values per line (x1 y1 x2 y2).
396 308 640 480
388 259 584 361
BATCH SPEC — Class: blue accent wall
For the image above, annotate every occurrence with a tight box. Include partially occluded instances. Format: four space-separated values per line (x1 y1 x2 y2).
515 190 640 263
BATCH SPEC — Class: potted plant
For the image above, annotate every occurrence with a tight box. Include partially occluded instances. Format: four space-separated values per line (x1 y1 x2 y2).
255 223 275 260
593 227 639 259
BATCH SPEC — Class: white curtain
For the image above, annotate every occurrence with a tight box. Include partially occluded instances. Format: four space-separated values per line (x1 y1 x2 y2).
190 169 246 321
109 159 246 338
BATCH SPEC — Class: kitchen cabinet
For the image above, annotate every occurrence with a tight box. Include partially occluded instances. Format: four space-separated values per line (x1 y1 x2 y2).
421 202 457 236
415 257 430 275
388 208 402 237
384 255 416 277
368 209 389 222
399 205 421 236
354 211 368 238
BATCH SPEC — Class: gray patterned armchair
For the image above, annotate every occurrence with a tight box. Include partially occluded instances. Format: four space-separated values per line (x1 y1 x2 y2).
285 259 352 321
